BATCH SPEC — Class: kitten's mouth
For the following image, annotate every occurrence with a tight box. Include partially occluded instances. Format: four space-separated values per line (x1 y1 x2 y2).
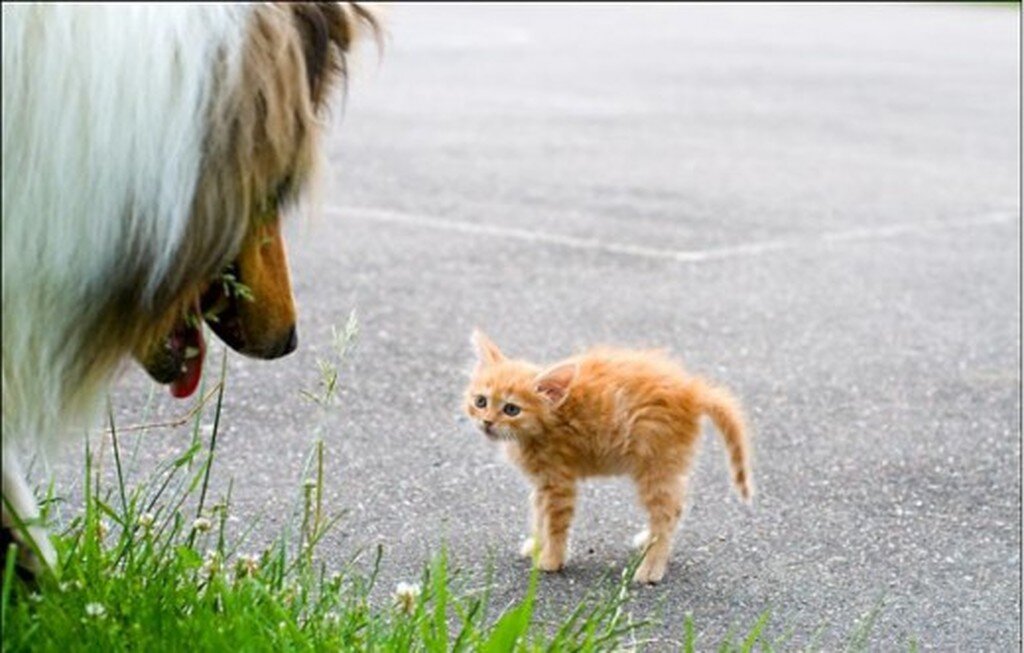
480 424 504 441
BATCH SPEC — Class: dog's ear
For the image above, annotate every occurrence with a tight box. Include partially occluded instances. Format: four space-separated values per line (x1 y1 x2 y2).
289 2 381 108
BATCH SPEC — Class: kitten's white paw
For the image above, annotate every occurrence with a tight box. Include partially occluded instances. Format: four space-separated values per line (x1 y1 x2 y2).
632 529 651 550
520 536 538 558
537 550 565 573
633 557 668 585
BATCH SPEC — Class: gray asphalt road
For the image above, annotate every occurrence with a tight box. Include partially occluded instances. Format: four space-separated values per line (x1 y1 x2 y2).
61 4 1020 650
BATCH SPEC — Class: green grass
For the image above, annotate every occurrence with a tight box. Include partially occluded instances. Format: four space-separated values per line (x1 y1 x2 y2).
0 427 733 653
1 319 651 652
0 397 646 651
2 316 904 651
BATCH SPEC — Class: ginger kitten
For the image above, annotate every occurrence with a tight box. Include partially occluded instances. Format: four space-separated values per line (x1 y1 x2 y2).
464 330 753 584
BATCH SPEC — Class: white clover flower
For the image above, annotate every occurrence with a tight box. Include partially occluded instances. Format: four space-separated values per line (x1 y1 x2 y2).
138 512 155 529
85 602 106 618
393 581 421 615
192 517 212 533
282 583 298 607
199 549 222 581
235 553 260 578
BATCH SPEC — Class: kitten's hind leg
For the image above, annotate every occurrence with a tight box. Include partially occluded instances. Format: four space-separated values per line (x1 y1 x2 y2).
535 478 576 572
633 472 686 584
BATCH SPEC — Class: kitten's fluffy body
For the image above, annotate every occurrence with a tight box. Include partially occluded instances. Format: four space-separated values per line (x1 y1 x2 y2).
464 331 752 584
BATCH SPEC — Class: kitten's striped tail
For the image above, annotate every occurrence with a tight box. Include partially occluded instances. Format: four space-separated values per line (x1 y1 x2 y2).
696 380 754 503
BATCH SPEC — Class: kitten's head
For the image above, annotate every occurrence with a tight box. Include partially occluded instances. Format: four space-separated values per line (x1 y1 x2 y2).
464 329 577 443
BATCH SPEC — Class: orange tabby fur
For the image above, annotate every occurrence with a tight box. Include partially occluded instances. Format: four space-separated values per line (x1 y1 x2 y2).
464 330 753 584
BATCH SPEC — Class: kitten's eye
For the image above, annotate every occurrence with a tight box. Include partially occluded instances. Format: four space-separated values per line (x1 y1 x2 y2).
474 395 487 409
503 403 521 417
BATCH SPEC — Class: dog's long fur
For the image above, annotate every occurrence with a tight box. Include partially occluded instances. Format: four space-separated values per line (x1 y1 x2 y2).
2 3 377 574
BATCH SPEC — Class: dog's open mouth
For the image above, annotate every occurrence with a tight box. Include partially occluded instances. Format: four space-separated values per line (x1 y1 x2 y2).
137 223 299 398
168 309 206 398
140 300 207 399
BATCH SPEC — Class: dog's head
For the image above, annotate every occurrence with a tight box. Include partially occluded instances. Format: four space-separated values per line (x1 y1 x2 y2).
134 3 379 398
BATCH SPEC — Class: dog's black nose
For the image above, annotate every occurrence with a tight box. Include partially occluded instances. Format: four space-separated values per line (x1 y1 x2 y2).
239 326 298 360
266 326 298 358
280 326 298 356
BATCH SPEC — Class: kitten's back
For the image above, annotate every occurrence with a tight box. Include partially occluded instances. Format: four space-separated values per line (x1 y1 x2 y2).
559 347 752 499
568 347 699 417
550 348 701 465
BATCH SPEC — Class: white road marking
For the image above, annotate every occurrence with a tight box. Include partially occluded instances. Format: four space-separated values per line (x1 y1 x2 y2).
325 205 1017 264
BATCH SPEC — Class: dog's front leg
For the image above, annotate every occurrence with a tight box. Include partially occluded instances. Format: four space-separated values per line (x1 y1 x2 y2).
2 447 58 577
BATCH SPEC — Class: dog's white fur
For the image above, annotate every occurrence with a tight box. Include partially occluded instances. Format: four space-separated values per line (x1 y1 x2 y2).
3 6 248 445
2 3 371 572
3 6 256 570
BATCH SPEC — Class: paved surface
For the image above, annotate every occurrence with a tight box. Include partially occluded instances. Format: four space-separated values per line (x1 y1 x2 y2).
55 4 1019 650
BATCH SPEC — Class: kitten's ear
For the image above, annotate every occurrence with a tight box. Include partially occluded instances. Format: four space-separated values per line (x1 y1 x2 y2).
534 362 577 406
471 329 506 367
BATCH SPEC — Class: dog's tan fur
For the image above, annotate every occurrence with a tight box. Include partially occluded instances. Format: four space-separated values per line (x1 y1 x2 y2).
138 3 379 369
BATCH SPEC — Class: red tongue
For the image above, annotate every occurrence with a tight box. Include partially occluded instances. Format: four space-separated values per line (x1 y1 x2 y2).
170 319 205 399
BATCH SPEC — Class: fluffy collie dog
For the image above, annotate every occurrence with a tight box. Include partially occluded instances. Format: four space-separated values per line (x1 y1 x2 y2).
2 3 377 574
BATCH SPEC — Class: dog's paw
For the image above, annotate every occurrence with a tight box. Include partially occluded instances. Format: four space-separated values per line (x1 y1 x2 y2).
1 523 53 583
520 536 538 558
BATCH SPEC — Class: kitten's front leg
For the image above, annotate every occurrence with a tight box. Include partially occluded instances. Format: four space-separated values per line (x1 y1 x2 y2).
535 479 576 572
520 489 543 558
